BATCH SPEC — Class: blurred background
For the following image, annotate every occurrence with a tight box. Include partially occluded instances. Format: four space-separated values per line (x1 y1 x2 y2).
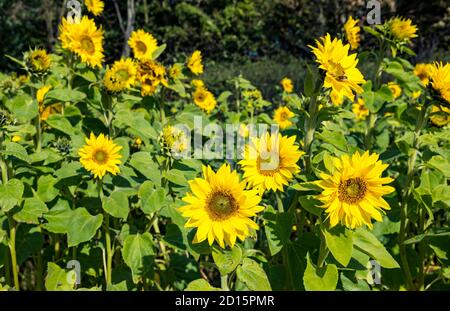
0 0 449 97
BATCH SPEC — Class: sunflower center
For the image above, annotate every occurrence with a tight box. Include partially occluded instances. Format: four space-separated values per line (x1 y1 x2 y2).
257 152 280 176
328 61 347 81
81 36 95 53
93 149 108 164
195 92 205 102
206 191 237 220
116 69 130 82
136 41 147 54
279 111 289 121
338 177 367 204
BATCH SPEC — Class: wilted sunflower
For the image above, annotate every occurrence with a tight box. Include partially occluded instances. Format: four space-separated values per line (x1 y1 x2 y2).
315 151 395 229
179 164 263 248
26 49 51 73
388 82 402 99
239 133 303 194
309 34 365 103
187 50 204 75
352 98 369 120
104 58 137 92
344 16 361 50
78 133 122 179
273 106 295 129
389 17 418 41
84 0 104 16
280 77 294 93
137 59 168 96
193 86 216 114
430 105 450 127
128 30 158 61
429 62 450 104
59 16 104 68
414 63 432 86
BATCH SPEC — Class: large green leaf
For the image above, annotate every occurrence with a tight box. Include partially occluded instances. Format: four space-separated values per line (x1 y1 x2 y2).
138 181 166 215
5 94 38 122
185 279 220 291
66 208 103 247
303 254 338 291
323 226 353 267
37 175 59 203
14 197 48 224
0 179 24 212
121 233 155 283
45 262 76 291
46 89 86 103
212 245 242 275
3 142 29 163
236 258 271 291
129 152 161 185
103 190 129 219
263 208 294 256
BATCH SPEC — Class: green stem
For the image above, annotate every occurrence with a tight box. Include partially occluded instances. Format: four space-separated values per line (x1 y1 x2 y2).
276 192 284 213
364 112 377 150
4 247 11 286
7 213 19 290
98 179 113 287
304 96 318 174
220 274 229 291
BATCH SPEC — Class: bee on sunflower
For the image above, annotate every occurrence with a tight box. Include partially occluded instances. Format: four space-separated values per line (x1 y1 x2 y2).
179 164 264 248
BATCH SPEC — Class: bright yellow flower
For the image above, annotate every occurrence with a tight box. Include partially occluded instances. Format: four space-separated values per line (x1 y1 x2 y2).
344 16 361 50
309 34 365 103
58 16 104 68
84 0 104 16
239 133 303 194
352 98 369 120
137 59 168 96
193 86 216 114
388 82 402 99
187 50 204 75
37 85 51 105
191 79 204 88
128 30 158 61
316 151 395 229
104 58 137 92
27 49 51 72
389 17 418 41
412 90 421 100
280 77 294 93
414 63 432 86
12 135 21 142
179 164 263 248
36 85 60 121
78 133 122 179
169 63 183 80
429 62 450 104
430 105 450 127
330 90 344 106
273 106 295 129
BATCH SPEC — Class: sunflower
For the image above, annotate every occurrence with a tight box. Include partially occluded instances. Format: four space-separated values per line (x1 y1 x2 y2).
429 62 450 104
315 151 395 229
344 16 361 50
388 82 402 99
37 85 60 122
430 105 450 127
12 135 21 142
414 63 432 86
58 16 104 68
309 34 365 103
330 90 344 106
162 125 188 153
84 0 104 16
27 49 51 73
187 50 204 75
389 17 418 41
104 58 137 92
191 79 204 88
169 63 183 80
137 59 168 96
352 98 369 120
273 106 295 129
78 133 122 179
179 164 263 248
193 86 216 114
280 77 294 93
128 30 158 61
239 133 303 194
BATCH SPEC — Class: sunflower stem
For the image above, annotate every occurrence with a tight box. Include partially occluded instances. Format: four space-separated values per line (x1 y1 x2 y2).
220 274 229 291
304 95 318 174
275 192 284 213
98 179 113 287
7 213 20 290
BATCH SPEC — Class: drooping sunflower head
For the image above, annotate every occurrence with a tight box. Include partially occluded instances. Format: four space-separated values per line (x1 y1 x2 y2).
104 58 137 92
344 16 361 50
273 106 295 129
128 29 158 61
389 17 418 42
280 77 294 93
179 164 263 248
239 133 303 194
387 82 402 99
84 0 104 16
352 98 369 120
187 50 204 75
193 86 216 114
414 63 432 86
430 105 450 127
78 133 122 179
309 34 365 103
58 16 104 68
25 48 51 73
429 62 450 105
316 151 395 229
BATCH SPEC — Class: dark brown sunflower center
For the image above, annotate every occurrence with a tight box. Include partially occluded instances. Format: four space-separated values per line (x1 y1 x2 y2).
94 150 108 164
279 111 289 121
206 191 237 220
136 41 147 53
338 177 367 204
81 37 95 53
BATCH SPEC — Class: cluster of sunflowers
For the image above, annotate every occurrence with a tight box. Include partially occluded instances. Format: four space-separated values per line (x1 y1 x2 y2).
0 0 449 292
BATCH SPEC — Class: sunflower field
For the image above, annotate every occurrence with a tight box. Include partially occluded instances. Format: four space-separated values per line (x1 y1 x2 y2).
0 1 450 293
